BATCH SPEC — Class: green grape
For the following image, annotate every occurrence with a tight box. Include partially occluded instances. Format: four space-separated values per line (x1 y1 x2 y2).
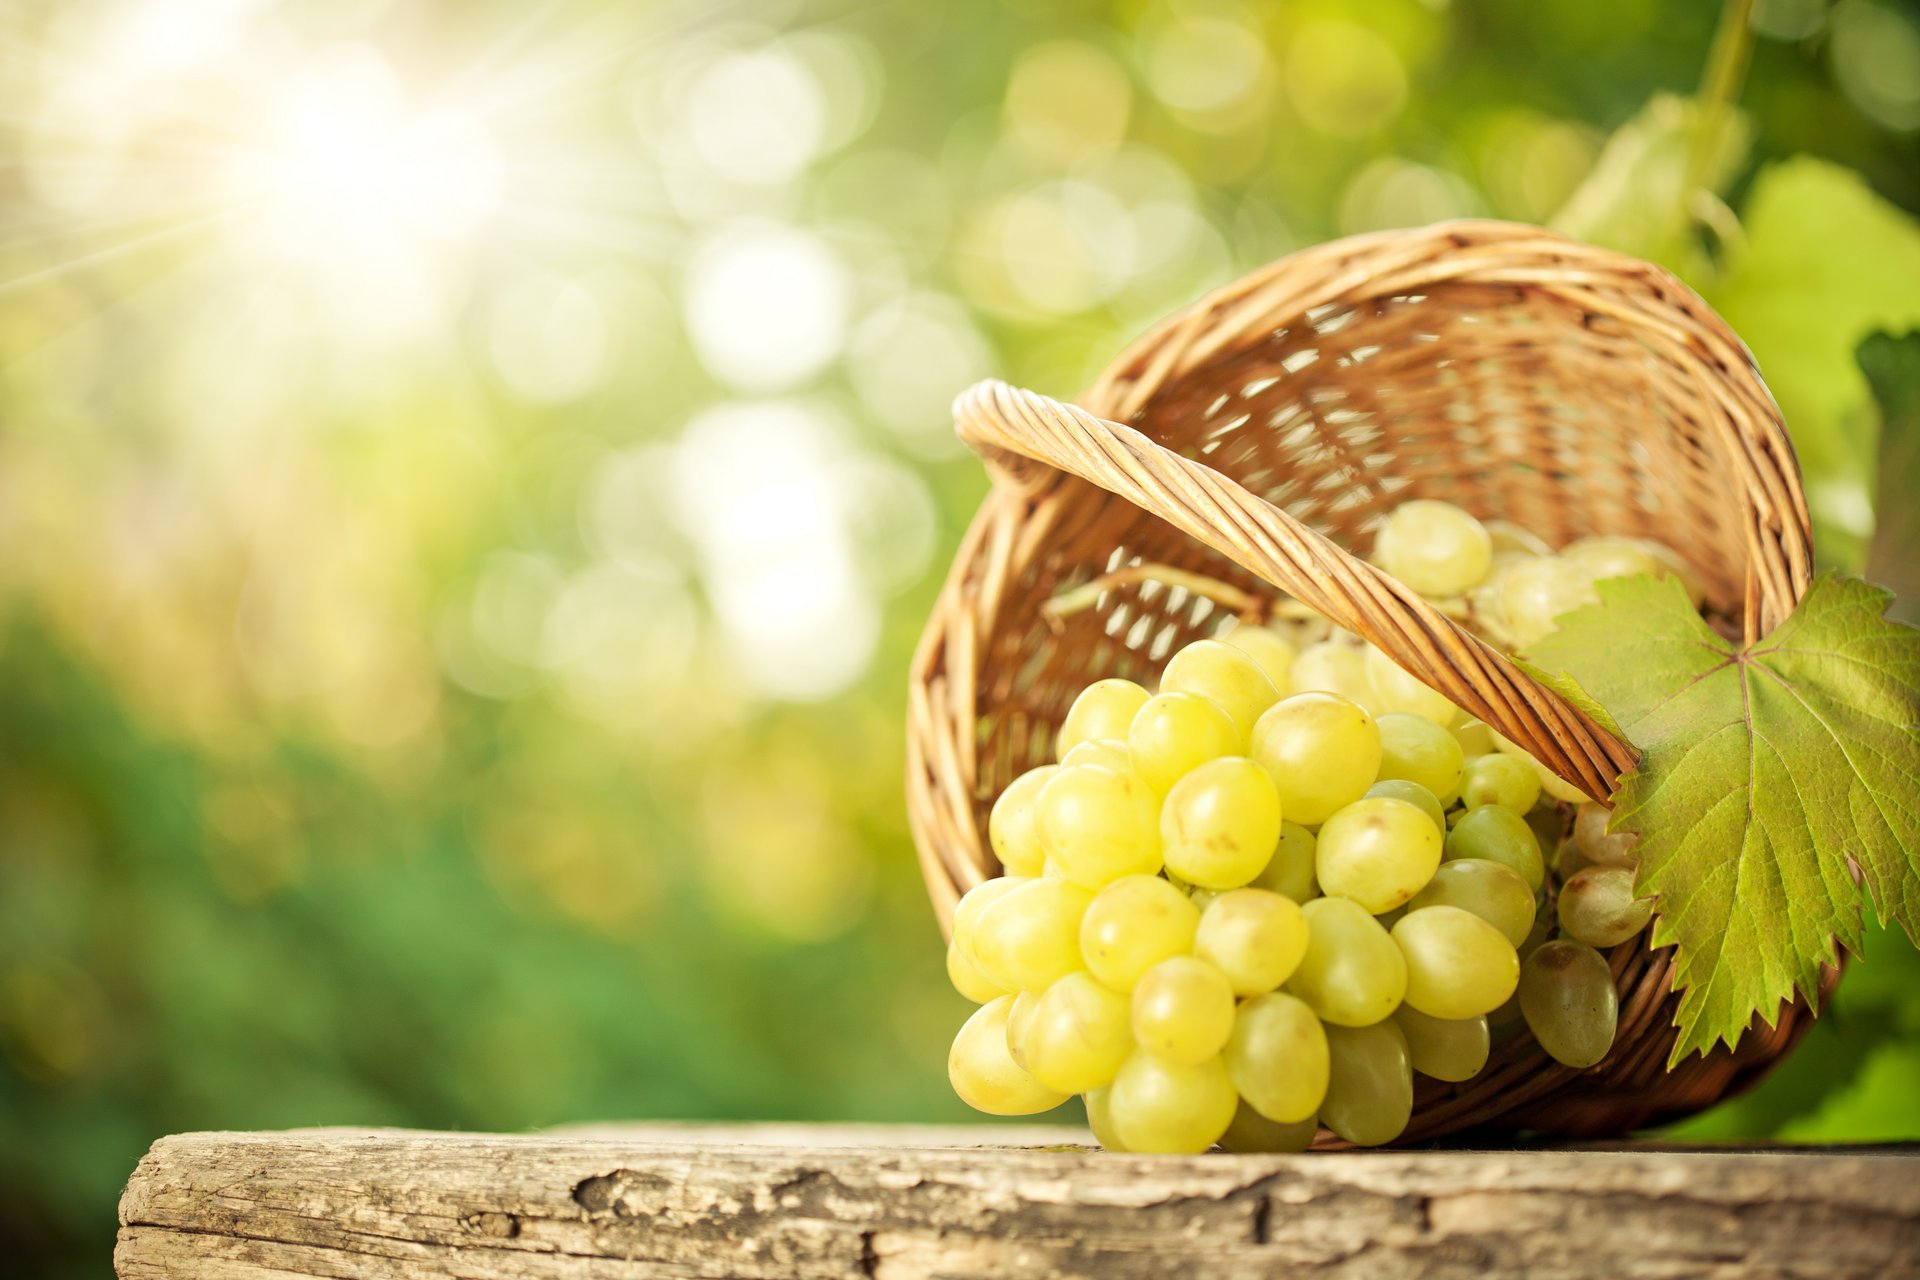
1023 972 1134 1094
949 996 1070 1116
972 877 1094 993
1221 624 1296 694
1131 956 1236 1065
1518 941 1618 1068
988 767 1057 877
1289 639 1376 708
1517 892 1553 960
1484 519 1552 557
1450 716 1496 757
1365 779 1445 832
1364 644 1459 726
1162 756 1282 889
1321 1021 1413 1146
1489 728 1593 805
947 938 1007 1004
1223 990 1328 1123
1572 802 1638 868
1004 989 1042 1067
1561 535 1701 602
1526 804 1570 860
1038 763 1163 888
1083 1085 1128 1151
1251 692 1381 825
1552 836 1593 882
1127 691 1240 794
1393 1006 1489 1082
1407 858 1536 947
1194 889 1309 995
1219 1101 1318 1152
1161 639 1281 739
1107 1050 1238 1153
1372 498 1493 597
1079 875 1199 992
1497 555 1598 650
1391 905 1520 1019
1556 865 1654 947
1060 737 1135 774
951 875 1030 967
1443 805 1545 890
1057 678 1150 759
1250 821 1320 903
1315 796 1442 914
1375 713 1465 805
1458 753 1540 813
1188 885 1221 913
1286 896 1407 1026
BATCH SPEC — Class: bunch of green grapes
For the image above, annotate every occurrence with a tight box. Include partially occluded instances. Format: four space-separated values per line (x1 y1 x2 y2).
945 499 1662 1153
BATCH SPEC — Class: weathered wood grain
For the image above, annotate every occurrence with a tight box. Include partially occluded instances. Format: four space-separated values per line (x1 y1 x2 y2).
116 1123 1920 1280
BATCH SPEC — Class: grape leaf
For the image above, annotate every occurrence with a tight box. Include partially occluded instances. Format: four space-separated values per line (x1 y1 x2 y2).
1526 574 1920 1064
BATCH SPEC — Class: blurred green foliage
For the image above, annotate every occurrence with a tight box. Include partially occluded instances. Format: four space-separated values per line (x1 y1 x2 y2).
1 0 1917 1273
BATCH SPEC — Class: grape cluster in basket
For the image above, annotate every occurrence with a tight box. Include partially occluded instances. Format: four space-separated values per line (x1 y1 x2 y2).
946 499 1676 1153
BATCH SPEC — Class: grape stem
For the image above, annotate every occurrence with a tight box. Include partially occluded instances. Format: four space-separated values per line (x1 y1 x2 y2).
1041 563 1264 630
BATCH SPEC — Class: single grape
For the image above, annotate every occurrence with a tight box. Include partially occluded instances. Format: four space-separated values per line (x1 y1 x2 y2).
1393 1006 1489 1082
971 877 1094 993
1407 857 1537 947
1484 520 1553 557
1162 756 1282 889
951 876 1030 967
1222 624 1297 694
1194 889 1309 995
1518 941 1618 1068
1251 692 1381 825
1219 1101 1318 1152
1556 865 1654 947
1443 805 1545 891
1459 753 1541 813
1561 535 1700 602
1132 955 1237 1065
1365 779 1446 833
1127 691 1240 794
1391 905 1520 1020
1315 796 1442 914
1038 763 1163 888
1375 713 1466 805
1321 1020 1413 1146
1083 1085 1128 1151
947 938 1007 1004
1497 555 1598 650
949 996 1070 1116
1004 989 1042 1067
1161 639 1281 738
1023 971 1134 1094
1057 678 1151 759
1079 874 1199 992
1289 639 1377 709
1287 896 1407 1026
1450 717 1497 757
988 767 1057 877
1250 821 1320 903
1224 991 1328 1123
1364 644 1460 727
1107 1051 1238 1153
1060 738 1136 774
1372 499 1493 597
1571 802 1639 868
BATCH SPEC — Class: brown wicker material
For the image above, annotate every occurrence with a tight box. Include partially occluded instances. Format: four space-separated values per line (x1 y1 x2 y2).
907 220 1830 1142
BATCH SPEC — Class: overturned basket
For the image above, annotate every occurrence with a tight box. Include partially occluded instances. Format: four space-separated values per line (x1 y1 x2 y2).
907 220 1826 1143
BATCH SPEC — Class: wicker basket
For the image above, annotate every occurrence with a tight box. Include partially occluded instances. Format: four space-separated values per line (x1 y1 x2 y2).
907 220 1830 1143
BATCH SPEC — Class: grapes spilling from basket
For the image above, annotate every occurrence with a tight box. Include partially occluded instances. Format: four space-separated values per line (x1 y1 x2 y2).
945 499 1682 1153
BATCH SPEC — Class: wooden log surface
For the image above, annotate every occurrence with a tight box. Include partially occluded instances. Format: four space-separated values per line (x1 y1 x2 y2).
117 1123 1920 1280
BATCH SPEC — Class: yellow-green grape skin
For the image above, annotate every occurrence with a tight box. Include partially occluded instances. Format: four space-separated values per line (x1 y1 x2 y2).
971 877 1095 994
1561 535 1701 603
1083 1086 1128 1151
988 768 1057 877
1161 757 1283 890
1372 499 1494 597
1484 519 1553 557
1194 889 1309 995
1320 1021 1413 1147
1219 1101 1318 1153
1407 858 1537 948
1363 645 1460 727
947 939 1007 1004
1287 896 1408 1026
1365 779 1446 833
1391 905 1520 1019
1060 737 1136 774
1079 874 1200 993
1004 989 1042 1068
1375 713 1466 806
949 996 1070 1116
1250 821 1320 903
1289 640 1377 709
1315 796 1443 914
1057 678 1151 759
1023 972 1134 1094
1497 555 1599 650
1450 717 1497 758
1572 803 1639 868
1393 1006 1489 1082
1488 728 1593 805
1224 990 1329 1123
951 876 1029 967
1188 886 1221 913
1222 625 1297 694
1037 764 1163 889
1556 865 1655 947
1107 1051 1238 1154
1517 894 1553 961
1552 837 1593 882
1131 956 1237 1065
1444 805 1545 891
1518 941 1619 1068
1459 753 1541 813
1160 639 1281 740
1127 691 1240 795
1251 692 1382 826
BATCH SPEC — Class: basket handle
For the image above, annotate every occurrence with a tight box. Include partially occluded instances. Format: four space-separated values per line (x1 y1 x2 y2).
952 377 1637 802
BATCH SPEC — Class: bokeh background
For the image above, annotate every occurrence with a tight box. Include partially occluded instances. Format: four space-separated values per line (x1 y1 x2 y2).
3 0 1919 1272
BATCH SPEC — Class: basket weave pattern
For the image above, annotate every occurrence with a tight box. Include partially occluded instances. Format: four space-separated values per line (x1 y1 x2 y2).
907 222 1829 1141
